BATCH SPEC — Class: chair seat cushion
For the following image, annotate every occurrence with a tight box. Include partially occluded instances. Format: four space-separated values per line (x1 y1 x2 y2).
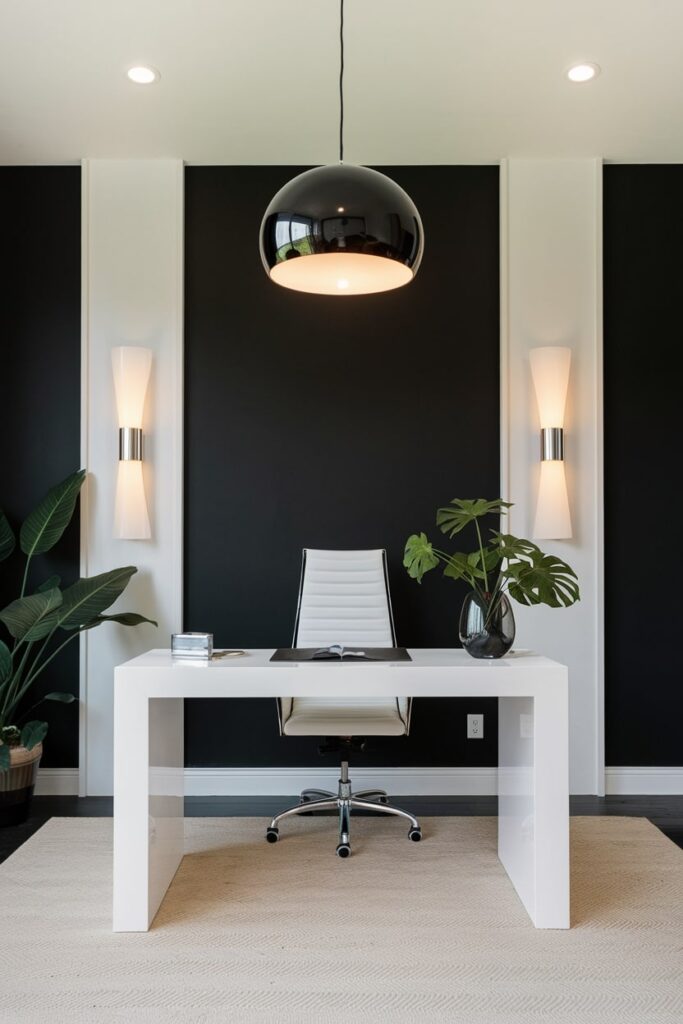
282 697 408 737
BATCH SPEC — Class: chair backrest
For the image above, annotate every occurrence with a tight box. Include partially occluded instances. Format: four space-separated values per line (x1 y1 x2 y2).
293 549 397 648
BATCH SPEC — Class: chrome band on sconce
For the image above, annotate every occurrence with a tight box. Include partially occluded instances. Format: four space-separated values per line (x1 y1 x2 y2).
119 426 143 461
540 427 564 462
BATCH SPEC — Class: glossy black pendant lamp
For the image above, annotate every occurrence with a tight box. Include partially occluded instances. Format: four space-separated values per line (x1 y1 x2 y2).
259 0 423 296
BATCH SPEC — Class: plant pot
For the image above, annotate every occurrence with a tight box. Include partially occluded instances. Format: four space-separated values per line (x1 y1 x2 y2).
459 592 515 659
0 743 42 827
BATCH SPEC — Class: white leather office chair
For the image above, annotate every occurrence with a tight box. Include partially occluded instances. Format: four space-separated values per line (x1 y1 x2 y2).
266 548 421 857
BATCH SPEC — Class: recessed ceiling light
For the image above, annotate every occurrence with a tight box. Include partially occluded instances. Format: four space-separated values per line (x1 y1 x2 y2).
127 66 160 85
566 63 600 83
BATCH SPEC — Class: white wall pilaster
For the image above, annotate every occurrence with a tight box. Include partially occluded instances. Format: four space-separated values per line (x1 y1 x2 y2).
500 158 604 795
80 159 184 795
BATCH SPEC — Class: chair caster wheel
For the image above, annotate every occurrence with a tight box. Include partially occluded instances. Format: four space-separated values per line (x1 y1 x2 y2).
378 796 389 804
336 843 351 858
265 827 279 843
408 827 422 842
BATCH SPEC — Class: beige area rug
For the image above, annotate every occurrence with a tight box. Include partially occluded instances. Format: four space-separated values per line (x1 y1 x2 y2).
1 816 682 1024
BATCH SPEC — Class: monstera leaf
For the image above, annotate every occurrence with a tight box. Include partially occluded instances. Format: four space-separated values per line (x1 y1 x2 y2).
436 498 512 538
0 587 63 641
20 469 85 558
403 533 440 583
491 533 541 561
443 551 483 584
470 545 502 574
0 508 15 562
502 547 580 608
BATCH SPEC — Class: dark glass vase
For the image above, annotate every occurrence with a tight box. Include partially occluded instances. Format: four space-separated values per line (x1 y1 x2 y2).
459 592 515 659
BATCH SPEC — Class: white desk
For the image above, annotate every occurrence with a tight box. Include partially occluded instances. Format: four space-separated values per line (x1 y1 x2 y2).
113 648 569 931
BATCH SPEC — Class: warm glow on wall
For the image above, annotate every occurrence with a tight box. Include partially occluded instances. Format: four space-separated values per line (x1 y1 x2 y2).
534 460 572 540
530 346 571 428
530 346 572 540
114 460 150 539
111 346 152 540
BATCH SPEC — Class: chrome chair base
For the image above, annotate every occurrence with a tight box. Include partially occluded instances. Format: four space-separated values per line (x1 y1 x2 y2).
265 761 421 857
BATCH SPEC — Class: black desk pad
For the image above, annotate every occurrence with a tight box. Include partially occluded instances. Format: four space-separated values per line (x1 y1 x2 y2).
270 647 412 662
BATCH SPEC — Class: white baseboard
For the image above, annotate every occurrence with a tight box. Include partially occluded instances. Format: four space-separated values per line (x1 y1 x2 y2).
36 765 683 798
605 767 683 795
34 768 80 796
184 766 498 797
35 766 498 797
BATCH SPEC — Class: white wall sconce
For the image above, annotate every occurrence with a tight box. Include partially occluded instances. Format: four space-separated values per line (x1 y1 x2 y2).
112 346 152 539
530 346 572 540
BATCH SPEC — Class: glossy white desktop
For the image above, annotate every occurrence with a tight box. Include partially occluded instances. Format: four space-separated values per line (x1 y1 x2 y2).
113 649 569 931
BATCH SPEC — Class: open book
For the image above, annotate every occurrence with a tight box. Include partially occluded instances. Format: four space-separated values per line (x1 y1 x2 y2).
312 644 367 660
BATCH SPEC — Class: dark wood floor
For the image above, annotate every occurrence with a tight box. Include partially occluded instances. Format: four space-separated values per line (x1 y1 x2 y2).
1 794 682 864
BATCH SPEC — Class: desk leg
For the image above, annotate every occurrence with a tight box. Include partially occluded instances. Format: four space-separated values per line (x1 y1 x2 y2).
498 686 569 928
113 691 184 931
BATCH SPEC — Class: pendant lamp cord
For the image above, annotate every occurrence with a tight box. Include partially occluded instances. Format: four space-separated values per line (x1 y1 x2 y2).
339 0 345 163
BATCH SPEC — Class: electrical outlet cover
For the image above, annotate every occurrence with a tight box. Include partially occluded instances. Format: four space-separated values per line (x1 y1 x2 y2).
467 713 484 739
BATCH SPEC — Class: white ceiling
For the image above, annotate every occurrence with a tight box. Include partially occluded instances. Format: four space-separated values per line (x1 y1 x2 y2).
1 0 681 165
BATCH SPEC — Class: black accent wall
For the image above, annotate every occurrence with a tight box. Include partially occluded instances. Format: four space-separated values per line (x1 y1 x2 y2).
184 166 500 768
603 166 683 766
2 163 678 774
0 168 81 767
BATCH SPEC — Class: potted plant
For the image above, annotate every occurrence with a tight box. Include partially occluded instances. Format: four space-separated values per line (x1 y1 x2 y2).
404 498 579 658
0 469 156 825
